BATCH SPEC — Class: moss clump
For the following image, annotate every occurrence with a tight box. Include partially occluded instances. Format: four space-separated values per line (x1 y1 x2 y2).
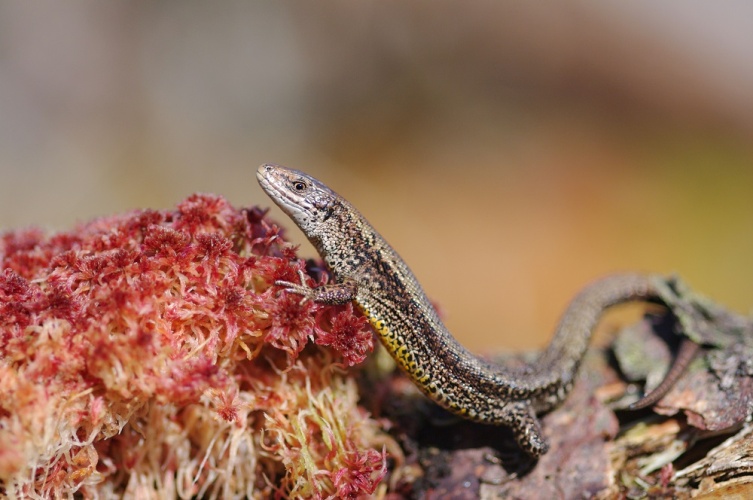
0 194 391 499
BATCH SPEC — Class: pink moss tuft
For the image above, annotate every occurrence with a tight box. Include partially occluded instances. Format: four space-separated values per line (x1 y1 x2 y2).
316 303 374 367
0 194 391 498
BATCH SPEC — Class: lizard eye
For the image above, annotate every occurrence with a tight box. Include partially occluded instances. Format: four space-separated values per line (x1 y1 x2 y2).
292 181 307 192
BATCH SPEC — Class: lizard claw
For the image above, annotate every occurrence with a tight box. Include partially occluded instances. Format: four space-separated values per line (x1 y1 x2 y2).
274 269 314 303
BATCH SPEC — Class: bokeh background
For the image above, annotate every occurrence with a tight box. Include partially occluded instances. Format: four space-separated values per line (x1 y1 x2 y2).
1 2 751 352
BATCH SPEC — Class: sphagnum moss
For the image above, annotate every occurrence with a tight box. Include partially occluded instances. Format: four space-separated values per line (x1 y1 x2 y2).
0 194 393 499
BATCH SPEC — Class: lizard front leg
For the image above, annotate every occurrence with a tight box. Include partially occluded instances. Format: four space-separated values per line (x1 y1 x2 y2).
275 269 359 305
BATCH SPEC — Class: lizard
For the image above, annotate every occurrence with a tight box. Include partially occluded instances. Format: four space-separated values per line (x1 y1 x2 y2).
256 163 699 457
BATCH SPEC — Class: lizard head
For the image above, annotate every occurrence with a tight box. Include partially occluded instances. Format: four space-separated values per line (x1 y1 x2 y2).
257 164 342 235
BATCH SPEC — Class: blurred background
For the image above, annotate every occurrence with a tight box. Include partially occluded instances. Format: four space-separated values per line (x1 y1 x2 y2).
1 2 751 352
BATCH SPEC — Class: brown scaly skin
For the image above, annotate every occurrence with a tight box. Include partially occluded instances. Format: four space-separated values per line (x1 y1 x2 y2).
257 163 697 457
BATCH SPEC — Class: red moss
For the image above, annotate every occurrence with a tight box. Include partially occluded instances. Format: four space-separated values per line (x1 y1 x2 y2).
332 447 387 499
211 389 240 424
0 193 391 498
315 303 374 367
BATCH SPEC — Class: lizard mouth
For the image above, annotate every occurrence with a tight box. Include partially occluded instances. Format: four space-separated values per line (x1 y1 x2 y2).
256 164 275 189
256 168 272 193
256 165 286 201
